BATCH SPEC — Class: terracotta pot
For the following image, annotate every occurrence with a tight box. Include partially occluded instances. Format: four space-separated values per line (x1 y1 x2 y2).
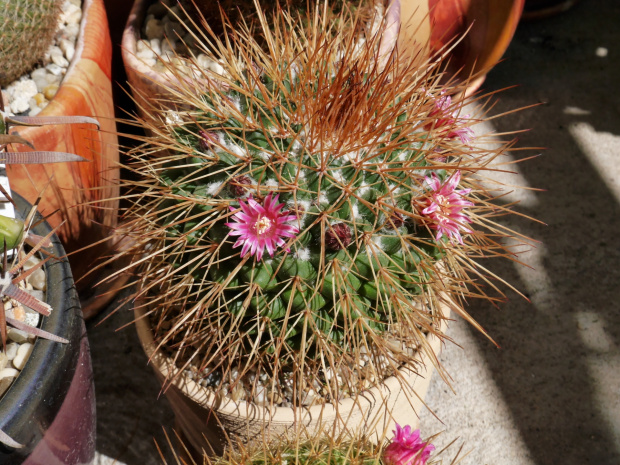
6 0 120 309
0 193 95 465
123 0 524 108
399 0 525 90
134 302 449 455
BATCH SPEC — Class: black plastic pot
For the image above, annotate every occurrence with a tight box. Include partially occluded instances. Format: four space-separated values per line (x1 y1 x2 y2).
0 193 96 464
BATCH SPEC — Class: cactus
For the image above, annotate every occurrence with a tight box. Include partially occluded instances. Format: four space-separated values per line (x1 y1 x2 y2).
115 3 529 403
0 0 62 87
160 424 457 465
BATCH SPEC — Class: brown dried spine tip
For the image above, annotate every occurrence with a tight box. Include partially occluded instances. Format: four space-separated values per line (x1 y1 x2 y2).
288 202 305 219
387 212 404 229
228 176 252 197
198 130 219 151
325 223 352 251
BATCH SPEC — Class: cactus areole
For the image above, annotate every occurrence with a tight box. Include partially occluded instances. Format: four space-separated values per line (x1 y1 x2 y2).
120 3 523 403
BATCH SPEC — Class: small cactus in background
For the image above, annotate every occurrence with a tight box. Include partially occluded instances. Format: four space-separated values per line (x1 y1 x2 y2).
0 0 62 86
159 424 460 465
114 3 530 403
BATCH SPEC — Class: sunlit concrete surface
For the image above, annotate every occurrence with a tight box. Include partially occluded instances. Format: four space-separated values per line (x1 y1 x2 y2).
421 1 620 462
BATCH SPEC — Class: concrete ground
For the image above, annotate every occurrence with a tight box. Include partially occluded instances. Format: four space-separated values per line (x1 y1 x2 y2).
89 1 620 463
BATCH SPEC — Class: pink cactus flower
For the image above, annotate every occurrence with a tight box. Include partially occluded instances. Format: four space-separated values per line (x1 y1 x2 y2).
424 91 474 145
419 171 473 244
226 193 299 260
383 424 435 465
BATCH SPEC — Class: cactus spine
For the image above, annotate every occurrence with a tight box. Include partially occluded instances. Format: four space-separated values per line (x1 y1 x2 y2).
116 3 524 403
0 0 62 86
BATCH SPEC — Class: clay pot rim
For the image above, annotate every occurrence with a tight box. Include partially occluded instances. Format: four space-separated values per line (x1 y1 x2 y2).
134 297 449 424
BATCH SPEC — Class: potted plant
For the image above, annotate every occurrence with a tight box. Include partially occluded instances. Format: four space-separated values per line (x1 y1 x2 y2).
2 0 121 315
121 0 525 113
102 0 535 455
160 424 461 465
0 114 96 464
0 192 95 464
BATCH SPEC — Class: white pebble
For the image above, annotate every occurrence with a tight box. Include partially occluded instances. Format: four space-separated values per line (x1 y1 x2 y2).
10 98 30 114
62 6 82 25
136 39 150 53
136 48 156 60
0 368 18 380
1 90 10 106
596 47 608 57
12 343 34 370
59 39 75 62
51 52 70 68
209 62 224 76
63 23 80 40
45 72 62 85
150 39 162 55
23 310 40 327
46 63 64 76
0 353 7 370
32 76 48 93
7 329 28 344
197 54 212 70
30 67 48 81
5 344 18 361
7 79 37 100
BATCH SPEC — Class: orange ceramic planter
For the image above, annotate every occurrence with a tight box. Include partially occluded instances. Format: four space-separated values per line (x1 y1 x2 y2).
124 0 524 105
398 0 525 90
7 0 120 302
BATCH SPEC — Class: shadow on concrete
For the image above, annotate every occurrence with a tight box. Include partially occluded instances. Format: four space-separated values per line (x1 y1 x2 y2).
465 1 620 463
87 291 176 465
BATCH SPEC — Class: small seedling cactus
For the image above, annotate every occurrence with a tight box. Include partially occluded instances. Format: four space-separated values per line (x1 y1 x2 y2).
115 3 530 404
0 0 62 86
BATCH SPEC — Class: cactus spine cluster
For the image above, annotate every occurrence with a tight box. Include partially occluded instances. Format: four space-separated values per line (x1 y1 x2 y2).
0 0 61 86
116 3 521 402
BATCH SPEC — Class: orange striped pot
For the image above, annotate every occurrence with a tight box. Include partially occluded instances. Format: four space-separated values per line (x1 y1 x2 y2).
7 0 120 313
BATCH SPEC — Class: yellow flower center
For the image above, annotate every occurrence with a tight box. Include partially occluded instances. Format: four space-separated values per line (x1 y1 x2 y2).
254 216 272 235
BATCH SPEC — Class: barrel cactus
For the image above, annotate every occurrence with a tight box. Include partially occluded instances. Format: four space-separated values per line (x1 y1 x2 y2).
115 3 525 403
0 0 61 86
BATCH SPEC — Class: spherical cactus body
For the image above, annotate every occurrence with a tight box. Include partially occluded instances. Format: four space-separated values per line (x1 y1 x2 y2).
120 3 517 402
0 0 61 86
